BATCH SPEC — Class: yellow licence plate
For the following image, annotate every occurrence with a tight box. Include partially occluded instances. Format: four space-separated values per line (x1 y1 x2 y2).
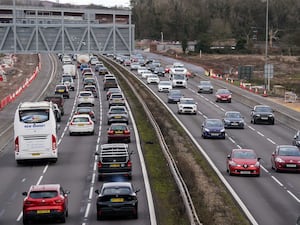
114 116 121 119
111 198 124 203
110 164 120 168
37 209 50 214
32 153 40 156
58 90 64 92
78 124 84 126
115 131 123 134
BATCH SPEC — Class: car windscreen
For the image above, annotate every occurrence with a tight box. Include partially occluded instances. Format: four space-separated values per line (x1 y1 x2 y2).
19 109 49 123
103 187 131 195
72 117 89 123
29 191 58 199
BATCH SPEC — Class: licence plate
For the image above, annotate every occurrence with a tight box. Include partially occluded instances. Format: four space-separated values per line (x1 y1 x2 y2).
286 164 296 167
231 122 238 125
110 164 120 168
78 124 84 126
37 209 50 214
240 171 251 174
111 198 124 203
221 98 227 100
114 116 121 119
210 133 219 136
115 131 123 134
261 117 268 120
58 90 64 92
32 153 40 156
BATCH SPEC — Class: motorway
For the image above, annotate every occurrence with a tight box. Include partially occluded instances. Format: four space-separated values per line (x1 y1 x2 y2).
116 52 300 225
0 54 153 225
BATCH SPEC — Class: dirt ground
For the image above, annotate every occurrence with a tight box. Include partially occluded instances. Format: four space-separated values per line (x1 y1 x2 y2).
0 54 39 102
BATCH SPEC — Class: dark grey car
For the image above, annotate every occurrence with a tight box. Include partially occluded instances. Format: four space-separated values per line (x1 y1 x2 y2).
167 90 183 103
198 80 214 93
250 105 275 125
223 111 245 129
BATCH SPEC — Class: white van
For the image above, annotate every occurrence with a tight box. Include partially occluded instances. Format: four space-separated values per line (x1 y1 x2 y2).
14 101 58 164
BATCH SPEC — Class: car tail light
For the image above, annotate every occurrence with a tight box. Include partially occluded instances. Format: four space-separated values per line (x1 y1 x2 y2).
88 121 93 125
108 130 114 135
23 200 34 206
15 137 19 152
124 130 130 134
97 162 103 168
127 160 132 168
52 135 57 150
55 198 64 204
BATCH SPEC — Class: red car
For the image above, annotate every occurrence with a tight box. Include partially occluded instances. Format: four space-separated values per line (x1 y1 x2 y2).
227 149 260 176
22 184 70 224
215 88 232 103
107 123 131 143
271 145 300 172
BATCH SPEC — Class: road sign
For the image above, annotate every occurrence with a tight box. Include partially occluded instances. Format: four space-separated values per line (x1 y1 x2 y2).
264 64 274 78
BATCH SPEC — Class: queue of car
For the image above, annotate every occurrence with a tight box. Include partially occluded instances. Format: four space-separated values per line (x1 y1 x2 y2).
115 53 300 178
21 54 142 224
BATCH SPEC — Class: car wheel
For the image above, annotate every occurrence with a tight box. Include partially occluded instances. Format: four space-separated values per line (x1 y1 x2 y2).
69 132 73 136
98 175 102 181
61 214 66 223
91 131 95 135
66 209 69 217
228 99 231 103
133 212 138 219
97 214 103 221
253 119 256 124
127 138 131 143
271 120 275 125
23 216 29 225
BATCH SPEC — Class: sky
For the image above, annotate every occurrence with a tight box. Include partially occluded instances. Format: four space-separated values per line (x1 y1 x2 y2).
49 0 130 8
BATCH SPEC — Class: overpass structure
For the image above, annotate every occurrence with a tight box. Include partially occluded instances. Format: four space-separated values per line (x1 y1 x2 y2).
0 4 134 55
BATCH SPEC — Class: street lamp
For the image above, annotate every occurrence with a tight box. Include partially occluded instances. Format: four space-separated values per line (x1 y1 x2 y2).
264 0 269 91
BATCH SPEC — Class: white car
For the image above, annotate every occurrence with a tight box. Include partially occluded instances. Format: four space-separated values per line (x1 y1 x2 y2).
141 71 153 79
158 80 172 92
130 62 140 70
62 55 72 64
69 114 94 135
137 67 149 75
147 74 160 84
90 57 100 65
78 91 95 106
177 97 197 114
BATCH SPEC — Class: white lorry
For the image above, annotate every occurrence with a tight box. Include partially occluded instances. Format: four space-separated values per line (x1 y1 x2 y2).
76 54 90 68
169 62 188 88
62 64 76 79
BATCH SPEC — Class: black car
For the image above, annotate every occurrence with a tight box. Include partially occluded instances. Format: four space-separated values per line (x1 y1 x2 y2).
167 90 183 103
95 182 139 220
44 95 65 115
223 111 244 129
293 130 300 147
202 118 225 139
250 105 275 125
153 66 165 77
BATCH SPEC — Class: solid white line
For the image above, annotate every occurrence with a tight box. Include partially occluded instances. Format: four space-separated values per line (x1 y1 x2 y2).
228 137 235 143
261 166 269 173
37 176 43 185
236 145 242 149
42 165 48 174
88 186 94 200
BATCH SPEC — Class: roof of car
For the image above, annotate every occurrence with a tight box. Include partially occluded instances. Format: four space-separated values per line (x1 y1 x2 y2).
102 181 132 189
29 184 60 192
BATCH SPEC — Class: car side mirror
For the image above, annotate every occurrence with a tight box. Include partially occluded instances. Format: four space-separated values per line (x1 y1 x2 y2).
135 188 140 193
257 157 261 161
22 192 28 196
64 190 70 195
227 155 231 159
95 190 100 195
95 152 99 156
271 152 275 156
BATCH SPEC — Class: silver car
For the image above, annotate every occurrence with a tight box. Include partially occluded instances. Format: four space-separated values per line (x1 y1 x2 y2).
198 80 214 93
108 92 125 107
107 105 129 125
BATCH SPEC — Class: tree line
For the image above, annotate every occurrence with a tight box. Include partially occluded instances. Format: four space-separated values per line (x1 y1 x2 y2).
131 0 300 54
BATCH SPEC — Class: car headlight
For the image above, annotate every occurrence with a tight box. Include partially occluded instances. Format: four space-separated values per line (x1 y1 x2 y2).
255 114 260 117
220 128 225 132
228 95 232 98
229 161 237 166
204 128 210 132
224 119 230 123
268 114 274 117
275 157 285 163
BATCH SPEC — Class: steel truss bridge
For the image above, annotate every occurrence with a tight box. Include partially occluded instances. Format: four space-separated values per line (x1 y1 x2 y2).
0 4 134 55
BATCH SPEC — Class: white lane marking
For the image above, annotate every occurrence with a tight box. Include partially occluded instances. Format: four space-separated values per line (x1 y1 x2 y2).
257 131 264 137
261 166 269 173
37 176 43 185
236 145 242 149
228 137 236 144
267 138 276 145
88 186 94 200
84 203 91 218
271 176 284 186
247 126 255 131
287 190 300 203
42 165 48 174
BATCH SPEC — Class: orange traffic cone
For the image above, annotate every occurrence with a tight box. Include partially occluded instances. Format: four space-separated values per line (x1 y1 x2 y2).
262 89 267 97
